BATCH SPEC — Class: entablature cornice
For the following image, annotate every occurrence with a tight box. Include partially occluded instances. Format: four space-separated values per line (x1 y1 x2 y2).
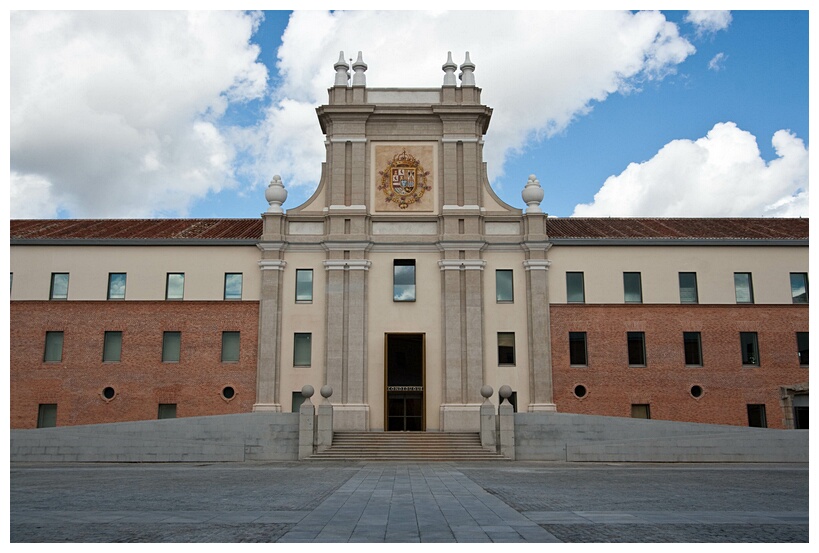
438 259 487 271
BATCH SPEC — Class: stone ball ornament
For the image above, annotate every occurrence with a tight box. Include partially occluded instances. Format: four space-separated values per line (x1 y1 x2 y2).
301 384 314 399
480 385 494 399
499 385 513 403
320 385 333 399
521 174 544 214
265 175 287 213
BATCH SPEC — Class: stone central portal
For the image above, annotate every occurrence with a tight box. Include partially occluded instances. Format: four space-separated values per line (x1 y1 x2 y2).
385 334 425 431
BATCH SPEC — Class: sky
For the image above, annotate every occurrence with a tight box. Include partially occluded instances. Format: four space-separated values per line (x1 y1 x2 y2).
8 8 811 220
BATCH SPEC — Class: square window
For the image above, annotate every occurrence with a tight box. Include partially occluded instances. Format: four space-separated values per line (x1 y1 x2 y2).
734 272 754 303
496 270 514 302
627 331 646 366
740 332 759 366
294 333 312 367
103 331 122 362
158 403 177 419
569 332 587 366
747 404 767 428
50 273 69 300
497 332 516 365
683 332 702 366
107 273 126 300
224 273 243 300
393 260 416 302
796 332 808 366
166 273 185 300
221 331 240 363
162 331 181 363
296 269 314 302
790 273 808 304
566 272 585 303
623 272 642 303
44 331 64 362
679 272 698 304
631 404 651 419
37 404 58 428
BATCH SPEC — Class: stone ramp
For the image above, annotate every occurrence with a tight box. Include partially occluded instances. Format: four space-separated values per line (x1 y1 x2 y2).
309 432 507 461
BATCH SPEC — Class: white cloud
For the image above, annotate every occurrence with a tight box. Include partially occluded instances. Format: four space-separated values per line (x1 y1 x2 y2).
571 123 808 218
708 52 727 72
685 11 732 36
10 11 267 218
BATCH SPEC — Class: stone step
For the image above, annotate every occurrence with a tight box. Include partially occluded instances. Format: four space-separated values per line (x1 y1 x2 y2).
307 432 507 461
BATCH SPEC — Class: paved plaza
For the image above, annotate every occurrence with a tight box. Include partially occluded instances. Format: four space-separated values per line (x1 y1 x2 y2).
10 461 809 543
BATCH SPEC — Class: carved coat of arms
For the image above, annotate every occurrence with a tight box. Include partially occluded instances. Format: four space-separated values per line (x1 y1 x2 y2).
378 150 431 209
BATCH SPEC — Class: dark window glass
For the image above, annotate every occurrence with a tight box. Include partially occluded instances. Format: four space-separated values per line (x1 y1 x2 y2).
393 260 416 302
108 273 126 300
790 273 808 304
734 273 754 303
37 404 58 428
296 269 314 302
624 272 642 303
566 272 585 303
103 331 122 362
162 331 181 363
158 403 177 419
496 270 514 302
221 331 240 363
44 331 64 362
497 332 515 365
627 331 646 365
740 332 759 366
569 332 587 365
797 332 808 366
50 273 69 300
224 273 243 300
166 273 185 300
631 404 651 419
683 332 702 366
747 404 767 428
679 272 698 303
294 333 312 366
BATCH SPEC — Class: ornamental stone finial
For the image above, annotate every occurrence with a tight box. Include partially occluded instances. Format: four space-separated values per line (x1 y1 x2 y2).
521 174 544 214
480 385 494 401
320 385 333 401
351 51 367 86
334 51 350 86
499 385 513 403
460 51 476 86
442 51 457 86
265 175 287 213
301 384 315 399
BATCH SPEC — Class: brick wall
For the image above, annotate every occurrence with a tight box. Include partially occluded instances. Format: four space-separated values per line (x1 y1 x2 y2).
10 301 259 429
550 304 808 428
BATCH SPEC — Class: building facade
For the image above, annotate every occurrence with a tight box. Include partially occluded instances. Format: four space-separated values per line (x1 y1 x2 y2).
10 53 809 431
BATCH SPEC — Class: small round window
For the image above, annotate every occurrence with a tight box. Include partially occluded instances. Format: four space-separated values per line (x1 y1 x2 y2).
690 385 703 398
221 386 236 400
102 387 116 400
574 384 587 398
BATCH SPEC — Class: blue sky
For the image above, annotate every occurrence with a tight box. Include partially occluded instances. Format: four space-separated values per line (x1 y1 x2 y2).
9 10 809 219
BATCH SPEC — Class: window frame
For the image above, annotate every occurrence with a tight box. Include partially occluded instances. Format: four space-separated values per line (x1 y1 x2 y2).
740 332 760 366
627 331 646 366
495 269 514 303
497 332 516 366
224 273 243 301
623 272 643 303
44 331 64 363
107 273 127 300
683 331 703 366
790 272 809 304
568 331 588 366
103 331 123 363
734 272 754 304
221 331 241 363
393 259 416 302
50 272 69 300
631 404 651 419
678 272 698 304
293 332 312 367
796 332 808 366
165 273 185 300
37 404 58 428
747 404 767 428
158 403 177 419
566 272 585 303
162 331 181 363
295 269 314 303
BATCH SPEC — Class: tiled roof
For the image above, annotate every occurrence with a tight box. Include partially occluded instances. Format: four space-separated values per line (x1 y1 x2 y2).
10 219 262 241
10 217 808 241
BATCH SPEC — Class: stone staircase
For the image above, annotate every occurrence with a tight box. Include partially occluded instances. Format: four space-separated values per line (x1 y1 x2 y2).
307 432 507 461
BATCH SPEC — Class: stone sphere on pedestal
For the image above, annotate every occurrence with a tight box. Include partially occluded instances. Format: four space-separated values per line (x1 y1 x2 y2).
499 385 513 403
301 384 314 399
320 385 333 399
480 385 494 399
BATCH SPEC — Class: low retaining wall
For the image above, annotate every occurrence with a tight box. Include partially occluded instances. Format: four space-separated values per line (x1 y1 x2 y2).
10 413 299 462
515 412 808 462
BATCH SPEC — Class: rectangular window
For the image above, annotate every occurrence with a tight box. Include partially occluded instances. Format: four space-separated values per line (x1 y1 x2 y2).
497 332 516 365
623 272 642 303
393 260 416 302
224 273 243 300
683 332 702 366
627 331 646 366
631 404 651 419
103 331 122 362
566 272 585 303
293 333 312 366
158 403 177 419
296 269 314 302
569 332 588 366
107 273 126 300
44 331 64 362
37 404 58 428
496 270 514 302
747 404 767 428
790 272 808 304
796 332 808 366
679 272 698 304
50 273 69 300
162 331 181 363
166 273 185 300
221 331 240 363
734 272 754 303
740 332 759 366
